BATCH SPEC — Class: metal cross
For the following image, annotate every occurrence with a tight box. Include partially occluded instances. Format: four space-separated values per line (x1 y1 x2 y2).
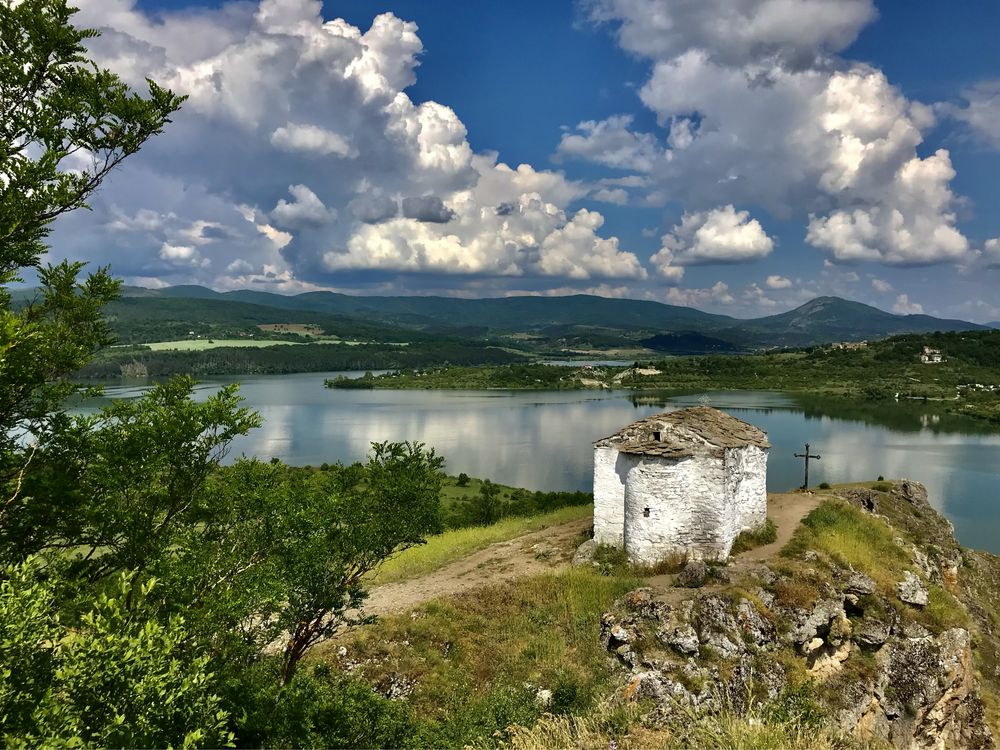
794 443 821 489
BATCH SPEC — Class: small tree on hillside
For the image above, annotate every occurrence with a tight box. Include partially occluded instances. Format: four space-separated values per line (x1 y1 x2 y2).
470 479 501 526
273 441 444 683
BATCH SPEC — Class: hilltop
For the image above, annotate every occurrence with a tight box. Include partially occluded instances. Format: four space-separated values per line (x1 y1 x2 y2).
29 283 984 378
307 479 999 749
116 286 982 348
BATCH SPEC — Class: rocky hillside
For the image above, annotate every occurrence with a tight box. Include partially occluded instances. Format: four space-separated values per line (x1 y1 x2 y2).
595 481 998 748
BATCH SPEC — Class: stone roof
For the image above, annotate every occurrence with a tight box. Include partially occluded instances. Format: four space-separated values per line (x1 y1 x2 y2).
594 406 770 458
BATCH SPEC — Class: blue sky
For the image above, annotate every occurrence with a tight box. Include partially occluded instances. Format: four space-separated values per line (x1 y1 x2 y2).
54 0 1000 320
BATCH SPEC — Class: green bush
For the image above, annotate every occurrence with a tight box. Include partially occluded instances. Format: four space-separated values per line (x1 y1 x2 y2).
818 482 831 490
591 544 630 576
235 663 417 749
417 685 540 748
731 519 778 553
550 672 582 715
0 564 231 749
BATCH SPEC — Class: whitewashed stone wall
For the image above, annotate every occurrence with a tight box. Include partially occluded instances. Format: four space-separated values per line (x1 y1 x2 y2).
728 445 768 532
593 442 768 563
593 445 636 546
623 454 733 564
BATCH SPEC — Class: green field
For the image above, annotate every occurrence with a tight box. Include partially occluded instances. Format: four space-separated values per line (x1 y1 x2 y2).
142 338 358 351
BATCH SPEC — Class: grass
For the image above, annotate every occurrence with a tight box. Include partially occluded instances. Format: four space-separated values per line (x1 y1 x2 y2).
142 338 353 351
782 499 910 590
731 518 778 554
496 683 864 750
324 568 642 747
370 505 592 586
915 584 970 632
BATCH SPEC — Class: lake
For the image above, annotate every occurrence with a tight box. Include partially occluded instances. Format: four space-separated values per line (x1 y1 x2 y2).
81 372 1000 553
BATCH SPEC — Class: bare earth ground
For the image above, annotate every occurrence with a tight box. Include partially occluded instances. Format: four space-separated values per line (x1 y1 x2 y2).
362 517 590 617
364 492 823 617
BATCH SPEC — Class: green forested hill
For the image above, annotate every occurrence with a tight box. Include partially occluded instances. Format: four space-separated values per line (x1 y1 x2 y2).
122 286 985 347
97 296 429 344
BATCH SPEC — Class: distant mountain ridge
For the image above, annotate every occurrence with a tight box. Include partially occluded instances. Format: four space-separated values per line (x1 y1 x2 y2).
111 286 985 349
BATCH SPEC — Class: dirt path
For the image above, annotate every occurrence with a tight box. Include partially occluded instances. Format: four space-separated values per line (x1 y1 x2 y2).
363 492 822 618
740 491 822 561
363 517 590 617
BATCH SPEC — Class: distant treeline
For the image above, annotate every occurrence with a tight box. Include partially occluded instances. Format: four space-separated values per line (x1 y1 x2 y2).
76 342 526 379
326 363 577 390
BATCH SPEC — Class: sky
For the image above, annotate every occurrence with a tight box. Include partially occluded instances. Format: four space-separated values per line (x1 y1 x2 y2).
50 0 1000 320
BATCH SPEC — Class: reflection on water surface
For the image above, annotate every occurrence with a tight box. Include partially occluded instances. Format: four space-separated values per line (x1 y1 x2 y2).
80 373 1000 553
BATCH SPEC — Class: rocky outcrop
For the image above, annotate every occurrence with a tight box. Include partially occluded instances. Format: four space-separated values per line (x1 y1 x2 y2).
898 571 929 607
599 560 994 748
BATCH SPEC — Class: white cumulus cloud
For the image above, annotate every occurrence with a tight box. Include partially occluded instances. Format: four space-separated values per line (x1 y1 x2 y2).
570 0 973 269
892 294 924 315
651 205 773 279
765 274 793 289
48 0 644 293
665 281 734 308
271 123 355 157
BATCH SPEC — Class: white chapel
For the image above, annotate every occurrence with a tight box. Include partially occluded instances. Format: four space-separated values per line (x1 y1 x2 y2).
592 406 770 564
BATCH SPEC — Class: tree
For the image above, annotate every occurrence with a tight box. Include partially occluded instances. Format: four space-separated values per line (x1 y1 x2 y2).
0 560 231 748
470 478 501 526
274 442 444 683
0 0 184 534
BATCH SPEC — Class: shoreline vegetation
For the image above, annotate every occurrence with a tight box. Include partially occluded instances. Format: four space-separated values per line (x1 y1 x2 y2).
326 329 1000 426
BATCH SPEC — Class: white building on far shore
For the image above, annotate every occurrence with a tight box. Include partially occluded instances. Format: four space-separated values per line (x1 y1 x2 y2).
920 346 944 364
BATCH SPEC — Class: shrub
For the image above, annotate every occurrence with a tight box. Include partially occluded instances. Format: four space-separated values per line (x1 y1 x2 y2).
592 544 630 576
235 662 417 749
550 672 582 715
877 475 885 481
818 482 831 490
731 519 778 554
456 472 470 487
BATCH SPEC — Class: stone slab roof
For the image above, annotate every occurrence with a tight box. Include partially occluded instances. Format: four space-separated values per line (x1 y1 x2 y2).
594 406 770 458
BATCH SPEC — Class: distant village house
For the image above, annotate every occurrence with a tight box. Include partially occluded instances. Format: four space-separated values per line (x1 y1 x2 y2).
920 346 944 364
592 407 769 565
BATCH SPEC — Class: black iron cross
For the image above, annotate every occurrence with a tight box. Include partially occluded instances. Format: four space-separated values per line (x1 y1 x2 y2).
794 443 821 489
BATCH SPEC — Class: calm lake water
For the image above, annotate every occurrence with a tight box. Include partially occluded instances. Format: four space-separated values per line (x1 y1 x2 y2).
81 372 1000 553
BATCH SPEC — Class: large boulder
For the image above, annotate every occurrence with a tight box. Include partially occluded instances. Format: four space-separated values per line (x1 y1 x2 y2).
897 571 929 607
676 559 708 588
572 539 597 566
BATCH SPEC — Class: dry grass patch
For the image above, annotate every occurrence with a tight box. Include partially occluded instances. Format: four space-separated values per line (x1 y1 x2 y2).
320 569 642 745
782 499 910 591
369 505 591 586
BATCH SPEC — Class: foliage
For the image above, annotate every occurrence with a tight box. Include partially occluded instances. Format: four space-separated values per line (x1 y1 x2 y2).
456 472 470 487
234 662 417 749
731 518 778 553
4 376 260 568
0 0 183 273
81 340 524 379
274 441 444 683
0 561 230 748
468 478 501 525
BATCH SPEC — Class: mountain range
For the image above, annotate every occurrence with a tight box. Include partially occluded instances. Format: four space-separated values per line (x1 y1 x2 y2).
93 286 987 351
